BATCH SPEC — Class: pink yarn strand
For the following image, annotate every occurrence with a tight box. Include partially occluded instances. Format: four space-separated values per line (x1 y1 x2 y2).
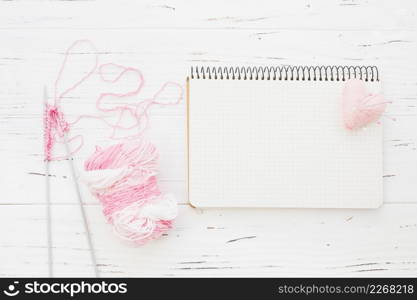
44 40 183 160
54 40 98 106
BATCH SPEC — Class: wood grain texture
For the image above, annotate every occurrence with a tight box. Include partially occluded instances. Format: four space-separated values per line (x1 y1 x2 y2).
0 0 416 277
0 0 416 30
1 204 417 277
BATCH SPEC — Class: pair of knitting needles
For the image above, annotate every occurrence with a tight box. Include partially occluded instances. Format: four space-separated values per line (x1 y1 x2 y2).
44 86 99 277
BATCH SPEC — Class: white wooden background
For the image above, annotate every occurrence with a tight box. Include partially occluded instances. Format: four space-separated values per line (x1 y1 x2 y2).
0 0 417 277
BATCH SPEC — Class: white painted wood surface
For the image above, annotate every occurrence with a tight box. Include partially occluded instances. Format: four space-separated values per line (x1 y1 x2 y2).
0 0 416 277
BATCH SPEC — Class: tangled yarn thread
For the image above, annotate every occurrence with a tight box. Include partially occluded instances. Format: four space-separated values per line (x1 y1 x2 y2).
44 40 182 245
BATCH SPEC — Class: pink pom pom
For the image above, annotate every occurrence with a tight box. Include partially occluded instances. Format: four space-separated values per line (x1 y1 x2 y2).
342 79 386 130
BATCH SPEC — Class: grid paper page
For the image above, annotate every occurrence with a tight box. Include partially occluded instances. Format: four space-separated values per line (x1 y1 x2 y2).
188 79 383 208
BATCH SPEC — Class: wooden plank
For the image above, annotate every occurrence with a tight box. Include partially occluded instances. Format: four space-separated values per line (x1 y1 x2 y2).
0 204 416 277
0 0 416 31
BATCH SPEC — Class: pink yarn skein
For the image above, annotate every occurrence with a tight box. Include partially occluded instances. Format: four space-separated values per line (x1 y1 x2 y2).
83 141 177 245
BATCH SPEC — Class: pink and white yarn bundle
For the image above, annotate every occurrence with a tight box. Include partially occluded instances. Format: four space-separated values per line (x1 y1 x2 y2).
83 141 177 245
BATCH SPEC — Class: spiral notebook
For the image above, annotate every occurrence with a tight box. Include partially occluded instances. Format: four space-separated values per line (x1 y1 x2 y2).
187 66 383 208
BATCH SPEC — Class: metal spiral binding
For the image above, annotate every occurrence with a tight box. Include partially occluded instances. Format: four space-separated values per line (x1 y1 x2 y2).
190 65 379 82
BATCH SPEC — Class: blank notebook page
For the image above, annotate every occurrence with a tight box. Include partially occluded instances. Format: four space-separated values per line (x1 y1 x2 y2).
188 78 383 208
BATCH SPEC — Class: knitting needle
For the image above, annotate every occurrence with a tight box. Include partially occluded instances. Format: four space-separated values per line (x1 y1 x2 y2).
63 131 100 277
43 86 53 277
